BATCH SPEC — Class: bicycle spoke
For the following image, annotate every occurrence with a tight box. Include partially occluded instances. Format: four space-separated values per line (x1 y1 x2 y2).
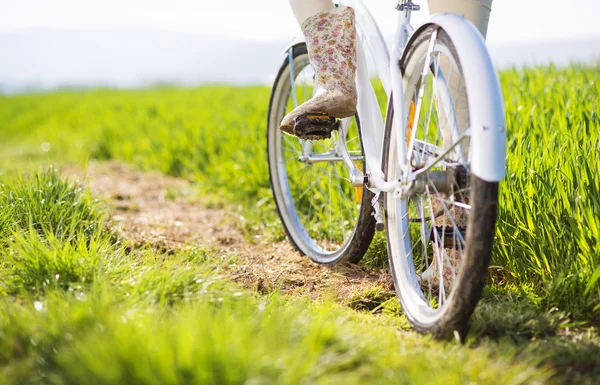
427 178 467 246
423 52 441 148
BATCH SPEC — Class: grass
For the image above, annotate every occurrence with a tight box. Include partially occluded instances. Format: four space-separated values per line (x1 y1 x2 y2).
496 64 600 318
0 169 565 385
0 63 599 383
2 65 597 319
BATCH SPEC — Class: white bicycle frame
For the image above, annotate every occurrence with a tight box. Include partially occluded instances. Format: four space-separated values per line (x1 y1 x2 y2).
288 0 506 198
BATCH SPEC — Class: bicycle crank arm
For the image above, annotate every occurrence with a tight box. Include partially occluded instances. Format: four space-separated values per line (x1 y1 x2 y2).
337 118 365 187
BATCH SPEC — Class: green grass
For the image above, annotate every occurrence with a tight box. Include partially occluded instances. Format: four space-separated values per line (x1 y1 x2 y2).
0 169 566 384
495 64 600 318
2 65 597 320
0 63 599 383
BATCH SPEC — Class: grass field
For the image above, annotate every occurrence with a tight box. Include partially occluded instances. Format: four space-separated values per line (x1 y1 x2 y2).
0 63 599 384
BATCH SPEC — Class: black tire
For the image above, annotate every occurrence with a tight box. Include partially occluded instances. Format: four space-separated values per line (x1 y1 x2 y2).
382 25 500 339
267 43 375 265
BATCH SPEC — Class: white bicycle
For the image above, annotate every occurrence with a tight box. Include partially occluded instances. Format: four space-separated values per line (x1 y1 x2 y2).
267 0 506 338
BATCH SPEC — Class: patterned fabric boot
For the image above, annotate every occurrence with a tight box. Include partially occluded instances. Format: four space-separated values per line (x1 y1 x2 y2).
280 6 358 138
419 197 469 291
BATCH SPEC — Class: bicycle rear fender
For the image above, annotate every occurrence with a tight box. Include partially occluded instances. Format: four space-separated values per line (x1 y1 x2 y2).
418 13 507 182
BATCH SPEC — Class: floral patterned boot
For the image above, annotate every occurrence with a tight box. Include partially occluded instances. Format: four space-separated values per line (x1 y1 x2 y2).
280 6 358 138
419 197 469 291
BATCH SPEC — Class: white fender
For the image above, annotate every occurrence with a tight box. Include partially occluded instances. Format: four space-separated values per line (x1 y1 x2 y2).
426 13 506 182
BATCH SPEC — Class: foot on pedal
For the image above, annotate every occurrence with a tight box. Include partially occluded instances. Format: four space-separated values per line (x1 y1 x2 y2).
293 113 339 140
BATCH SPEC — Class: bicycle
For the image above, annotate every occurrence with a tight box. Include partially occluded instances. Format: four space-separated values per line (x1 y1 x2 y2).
267 0 506 338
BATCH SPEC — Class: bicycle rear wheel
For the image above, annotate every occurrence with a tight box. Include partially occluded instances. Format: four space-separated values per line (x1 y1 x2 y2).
267 43 375 265
383 25 500 338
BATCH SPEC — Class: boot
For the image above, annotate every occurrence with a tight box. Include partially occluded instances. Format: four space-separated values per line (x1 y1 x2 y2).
419 247 460 292
280 6 358 138
418 198 468 291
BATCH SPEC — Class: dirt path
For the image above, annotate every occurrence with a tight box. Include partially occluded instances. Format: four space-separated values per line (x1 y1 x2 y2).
76 161 392 304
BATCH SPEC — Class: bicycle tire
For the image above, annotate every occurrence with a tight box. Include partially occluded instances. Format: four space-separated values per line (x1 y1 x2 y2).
267 43 375 265
383 25 500 338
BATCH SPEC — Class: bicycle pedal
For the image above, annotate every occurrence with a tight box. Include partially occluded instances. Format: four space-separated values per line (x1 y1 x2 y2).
430 226 467 248
293 113 339 140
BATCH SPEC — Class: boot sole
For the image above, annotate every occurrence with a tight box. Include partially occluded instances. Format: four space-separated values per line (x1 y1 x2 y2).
279 107 357 138
293 113 339 140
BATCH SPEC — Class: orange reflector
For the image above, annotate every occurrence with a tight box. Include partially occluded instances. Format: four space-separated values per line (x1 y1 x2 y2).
407 101 416 144
355 163 363 203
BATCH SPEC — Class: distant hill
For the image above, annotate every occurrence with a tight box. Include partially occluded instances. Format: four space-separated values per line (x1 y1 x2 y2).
1 28 598 94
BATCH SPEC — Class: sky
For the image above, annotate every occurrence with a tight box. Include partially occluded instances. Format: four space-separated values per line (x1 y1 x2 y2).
1 0 600 44
1 0 599 92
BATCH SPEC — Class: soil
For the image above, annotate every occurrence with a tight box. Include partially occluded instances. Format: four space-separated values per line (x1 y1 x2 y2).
74 161 393 304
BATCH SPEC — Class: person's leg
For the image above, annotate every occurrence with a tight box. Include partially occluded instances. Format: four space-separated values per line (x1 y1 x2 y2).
428 0 493 38
289 0 335 25
282 0 358 139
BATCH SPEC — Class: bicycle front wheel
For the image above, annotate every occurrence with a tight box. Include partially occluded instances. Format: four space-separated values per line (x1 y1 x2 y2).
383 25 500 338
267 43 375 265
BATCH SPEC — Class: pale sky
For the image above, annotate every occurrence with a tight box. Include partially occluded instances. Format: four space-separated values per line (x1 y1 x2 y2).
1 0 600 44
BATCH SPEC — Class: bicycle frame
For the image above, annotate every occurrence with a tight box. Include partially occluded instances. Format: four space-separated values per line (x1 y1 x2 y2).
342 0 413 194
287 0 506 195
